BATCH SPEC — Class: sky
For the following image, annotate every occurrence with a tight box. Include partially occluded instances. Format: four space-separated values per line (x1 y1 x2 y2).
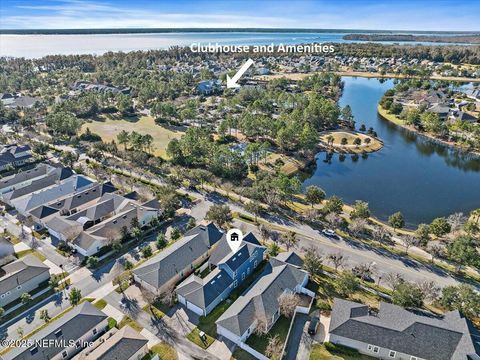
0 0 479 31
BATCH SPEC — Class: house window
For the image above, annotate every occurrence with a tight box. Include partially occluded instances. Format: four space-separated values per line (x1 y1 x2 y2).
242 273 246 280
6 291 10 296
254 260 258 268
0 294 4 299
234 280 238 288
247 267 250 274
410 357 418 360
93 328 97 335
62 350 68 358
367 345 379 353
389 350 396 358
16 285 22 290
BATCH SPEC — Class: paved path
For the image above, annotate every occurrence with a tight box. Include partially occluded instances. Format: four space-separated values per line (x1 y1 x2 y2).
284 314 311 360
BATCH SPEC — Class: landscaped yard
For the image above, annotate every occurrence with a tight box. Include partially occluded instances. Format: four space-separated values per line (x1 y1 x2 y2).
16 249 46 261
93 298 107 310
309 343 375 360
245 315 292 355
142 343 178 360
186 327 216 349
118 315 143 332
81 114 184 158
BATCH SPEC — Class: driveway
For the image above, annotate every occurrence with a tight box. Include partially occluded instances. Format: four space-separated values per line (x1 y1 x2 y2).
284 313 311 360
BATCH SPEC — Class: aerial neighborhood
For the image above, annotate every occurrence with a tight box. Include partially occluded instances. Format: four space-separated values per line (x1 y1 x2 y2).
1 8 480 360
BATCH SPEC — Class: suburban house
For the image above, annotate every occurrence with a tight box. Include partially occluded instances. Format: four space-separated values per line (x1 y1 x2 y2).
71 81 131 95
2 301 108 360
74 325 148 360
0 93 41 109
0 254 50 307
2 173 94 216
176 232 266 316
215 252 312 348
465 88 480 101
0 163 71 195
0 144 33 172
328 298 480 360
0 237 15 266
45 193 161 256
133 223 223 294
27 181 117 231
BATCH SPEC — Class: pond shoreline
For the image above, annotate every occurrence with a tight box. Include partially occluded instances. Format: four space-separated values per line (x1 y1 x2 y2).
377 105 480 158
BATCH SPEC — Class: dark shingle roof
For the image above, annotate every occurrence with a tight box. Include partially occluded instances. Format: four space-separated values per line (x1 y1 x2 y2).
0 255 49 293
3 302 107 360
133 223 223 289
329 298 480 360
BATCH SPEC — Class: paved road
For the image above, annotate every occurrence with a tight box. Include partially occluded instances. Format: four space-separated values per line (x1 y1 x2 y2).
104 290 221 360
189 194 470 289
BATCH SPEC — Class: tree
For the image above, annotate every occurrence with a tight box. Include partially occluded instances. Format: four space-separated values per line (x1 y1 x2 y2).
280 231 298 251
371 226 392 244
69 287 82 306
415 224 431 246
267 243 280 257
401 235 420 255
170 227 181 241
40 309 51 323
348 218 368 237
384 272 404 292
418 280 440 303
304 185 326 208
447 235 479 271
440 284 480 320
328 252 347 271
158 284 176 307
86 256 99 269
447 213 467 233
253 316 269 336
303 246 323 276
335 271 359 297
187 217 196 230
206 204 232 229
20 293 32 304
265 334 283 360
350 201 370 219
156 233 167 249
392 282 424 308
323 196 344 214
388 212 405 231
427 243 443 263
61 151 79 168
429 217 451 237
141 245 153 258
244 201 262 223
278 292 301 318
48 274 61 290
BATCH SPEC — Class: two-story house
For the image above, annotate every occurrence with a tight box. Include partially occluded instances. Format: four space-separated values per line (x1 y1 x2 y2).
176 232 266 316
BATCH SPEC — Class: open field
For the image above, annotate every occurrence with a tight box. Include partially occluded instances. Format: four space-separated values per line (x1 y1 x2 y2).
81 115 184 158
319 130 383 154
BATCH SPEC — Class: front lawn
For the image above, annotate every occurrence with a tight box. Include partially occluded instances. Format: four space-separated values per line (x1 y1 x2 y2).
245 315 291 355
142 343 178 360
16 249 46 261
118 316 143 332
309 343 375 360
93 299 107 310
186 327 216 349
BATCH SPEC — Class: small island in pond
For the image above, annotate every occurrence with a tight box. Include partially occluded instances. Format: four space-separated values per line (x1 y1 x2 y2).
319 130 383 154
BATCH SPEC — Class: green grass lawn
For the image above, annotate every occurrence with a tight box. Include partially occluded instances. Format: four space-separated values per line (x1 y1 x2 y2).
107 317 117 330
231 348 257 360
93 299 107 310
142 343 178 360
309 343 375 360
81 115 184 158
245 316 291 355
186 327 216 349
143 304 165 319
118 316 143 332
16 249 46 261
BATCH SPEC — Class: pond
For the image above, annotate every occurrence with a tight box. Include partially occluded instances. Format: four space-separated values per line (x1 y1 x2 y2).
303 76 480 228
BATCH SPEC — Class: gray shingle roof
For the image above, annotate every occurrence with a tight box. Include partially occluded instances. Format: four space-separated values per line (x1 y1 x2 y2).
215 254 307 337
133 223 222 289
3 301 107 360
329 298 480 360
274 251 304 268
0 255 49 293
81 325 148 360
0 164 52 192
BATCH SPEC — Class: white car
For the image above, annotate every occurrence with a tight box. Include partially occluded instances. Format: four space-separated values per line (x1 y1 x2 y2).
322 229 337 238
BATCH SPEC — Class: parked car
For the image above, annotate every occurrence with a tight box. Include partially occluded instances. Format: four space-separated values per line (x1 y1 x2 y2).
308 316 320 335
322 229 338 238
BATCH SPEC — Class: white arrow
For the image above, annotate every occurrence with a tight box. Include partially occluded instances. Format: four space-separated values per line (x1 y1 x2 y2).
226 58 254 89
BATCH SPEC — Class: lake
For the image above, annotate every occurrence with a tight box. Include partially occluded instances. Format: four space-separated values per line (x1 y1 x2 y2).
303 77 480 228
0 31 473 58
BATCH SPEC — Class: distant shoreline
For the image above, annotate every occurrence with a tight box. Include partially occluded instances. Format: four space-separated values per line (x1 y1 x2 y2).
343 33 480 44
1 28 480 35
